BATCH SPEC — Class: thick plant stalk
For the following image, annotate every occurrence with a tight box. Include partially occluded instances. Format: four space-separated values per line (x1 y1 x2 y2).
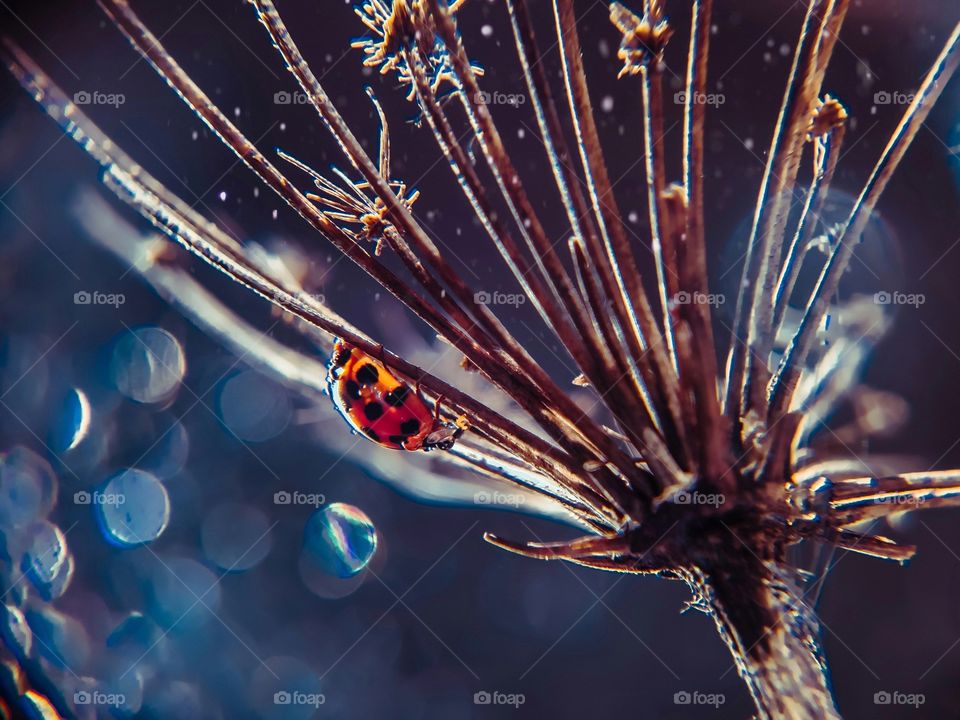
698 558 841 720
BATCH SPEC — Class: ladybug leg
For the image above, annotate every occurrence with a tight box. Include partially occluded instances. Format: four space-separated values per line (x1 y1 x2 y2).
413 380 430 407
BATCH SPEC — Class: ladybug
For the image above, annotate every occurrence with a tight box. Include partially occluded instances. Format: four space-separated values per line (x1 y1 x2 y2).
326 340 468 451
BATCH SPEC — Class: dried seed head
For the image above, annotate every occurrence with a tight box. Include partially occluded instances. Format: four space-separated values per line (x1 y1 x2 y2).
609 0 673 78
807 94 848 140
352 0 415 75
352 0 482 101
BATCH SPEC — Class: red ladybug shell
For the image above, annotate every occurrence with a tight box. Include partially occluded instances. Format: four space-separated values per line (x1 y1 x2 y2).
326 340 437 451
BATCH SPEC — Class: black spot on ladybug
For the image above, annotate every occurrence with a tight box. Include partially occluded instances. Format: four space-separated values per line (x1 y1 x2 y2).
389 434 408 445
400 418 421 435
384 385 410 407
364 402 384 421
345 380 362 400
356 364 379 385
333 347 352 367
363 427 380 442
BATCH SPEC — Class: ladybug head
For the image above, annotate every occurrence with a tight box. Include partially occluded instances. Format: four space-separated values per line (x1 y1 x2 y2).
422 415 469 452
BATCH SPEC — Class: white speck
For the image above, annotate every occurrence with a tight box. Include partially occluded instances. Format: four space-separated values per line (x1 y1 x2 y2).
279 122 286 132
191 130 198 141
763 52 773 64
766 38 775 48
219 191 227 202
272 209 278 220
627 211 639 224
253 187 259 198
601 95 614 112
870 106 877 115
481 24 493 37
517 128 526 139
861 25 871 36
744 138 755 151
598 39 610 58
233 107 241 118
779 43 790 57
523 218 532 229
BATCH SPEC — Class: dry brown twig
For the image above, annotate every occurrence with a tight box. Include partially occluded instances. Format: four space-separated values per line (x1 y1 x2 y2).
4 0 960 717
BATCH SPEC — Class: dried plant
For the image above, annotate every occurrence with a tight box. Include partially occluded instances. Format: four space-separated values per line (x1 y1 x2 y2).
4 0 960 717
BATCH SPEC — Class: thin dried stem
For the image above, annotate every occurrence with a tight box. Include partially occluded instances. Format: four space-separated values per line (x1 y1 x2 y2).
679 0 728 489
829 470 960 526
771 21 960 419
747 1 851 384
772 113 847 334
724 0 845 420
563 0 690 466
423 0 610 378
640 59 680 369
507 0 664 439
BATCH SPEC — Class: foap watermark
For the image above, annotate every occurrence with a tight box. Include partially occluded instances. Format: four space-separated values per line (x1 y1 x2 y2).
74 690 126 708
674 690 726 708
74 490 125 507
297 291 325 305
874 291 925 307
874 90 916 106
269 289 325 306
674 91 725 107
474 490 526 508
273 90 311 105
273 690 325 708
673 290 725 306
473 690 525 708
874 494 926 508
474 90 526 108
672 490 725 508
273 490 325 507
474 290 526 307
74 290 125 308
73 90 125 108
874 690 925 708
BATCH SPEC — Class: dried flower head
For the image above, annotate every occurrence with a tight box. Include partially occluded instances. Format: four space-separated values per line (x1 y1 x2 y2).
280 90 419 256
807 94 848 140
352 0 482 100
609 0 673 77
